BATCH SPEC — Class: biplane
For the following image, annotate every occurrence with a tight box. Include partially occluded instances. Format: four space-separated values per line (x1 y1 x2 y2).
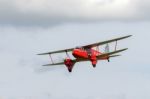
38 35 132 72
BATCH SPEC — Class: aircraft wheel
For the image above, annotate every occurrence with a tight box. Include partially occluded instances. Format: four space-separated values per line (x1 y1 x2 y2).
108 59 110 62
107 57 110 62
68 69 72 72
92 64 96 68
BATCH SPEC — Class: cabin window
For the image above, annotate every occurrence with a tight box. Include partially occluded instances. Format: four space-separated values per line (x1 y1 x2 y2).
86 48 92 55
75 46 82 49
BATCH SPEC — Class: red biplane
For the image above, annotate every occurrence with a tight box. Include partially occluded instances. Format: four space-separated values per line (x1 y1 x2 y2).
38 35 132 72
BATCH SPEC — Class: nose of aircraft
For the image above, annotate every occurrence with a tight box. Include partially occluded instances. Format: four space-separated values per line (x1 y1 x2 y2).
72 49 80 58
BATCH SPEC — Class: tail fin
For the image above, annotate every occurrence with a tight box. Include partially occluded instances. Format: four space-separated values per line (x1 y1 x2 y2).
105 43 109 53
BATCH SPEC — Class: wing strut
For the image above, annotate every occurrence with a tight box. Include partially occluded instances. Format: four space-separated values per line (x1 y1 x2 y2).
65 50 70 58
49 54 54 64
115 40 118 51
96 46 99 52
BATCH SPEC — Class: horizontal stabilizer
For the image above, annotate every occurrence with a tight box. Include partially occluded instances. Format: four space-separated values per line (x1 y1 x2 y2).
97 48 128 59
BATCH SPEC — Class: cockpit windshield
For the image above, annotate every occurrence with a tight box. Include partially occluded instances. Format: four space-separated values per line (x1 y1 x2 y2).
75 46 82 49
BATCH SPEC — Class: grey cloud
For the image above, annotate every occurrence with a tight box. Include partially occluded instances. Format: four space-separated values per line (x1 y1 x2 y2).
0 0 150 26
134 0 150 19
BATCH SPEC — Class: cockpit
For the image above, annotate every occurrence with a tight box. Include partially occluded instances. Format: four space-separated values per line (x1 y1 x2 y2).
74 46 92 55
75 46 83 49
75 46 90 52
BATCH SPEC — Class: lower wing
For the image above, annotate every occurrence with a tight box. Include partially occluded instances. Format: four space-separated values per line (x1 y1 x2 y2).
43 62 64 66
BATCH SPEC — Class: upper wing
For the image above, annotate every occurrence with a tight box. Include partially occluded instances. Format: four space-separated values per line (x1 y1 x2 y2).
37 48 74 55
38 35 131 55
97 48 128 59
82 35 132 48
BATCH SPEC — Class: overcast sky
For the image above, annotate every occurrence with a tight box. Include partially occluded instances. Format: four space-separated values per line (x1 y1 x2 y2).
0 0 150 99
0 0 150 26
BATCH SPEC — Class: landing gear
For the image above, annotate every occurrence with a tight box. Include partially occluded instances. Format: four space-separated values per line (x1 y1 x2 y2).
68 69 72 72
92 64 96 68
90 56 97 68
107 57 110 62
64 58 75 73
108 59 110 62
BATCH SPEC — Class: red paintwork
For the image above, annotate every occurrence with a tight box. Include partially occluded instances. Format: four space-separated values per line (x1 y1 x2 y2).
64 58 75 72
64 48 109 72
72 48 101 58
72 48 108 67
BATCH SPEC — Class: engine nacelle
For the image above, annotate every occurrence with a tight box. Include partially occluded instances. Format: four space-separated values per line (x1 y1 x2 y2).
64 58 75 72
91 60 97 68
90 56 97 68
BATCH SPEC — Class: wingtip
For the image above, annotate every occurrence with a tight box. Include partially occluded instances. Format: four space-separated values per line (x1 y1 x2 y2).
116 48 128 52
42 64 50 66
37 53 45 55
125 35 132 38
123 48 128 51
128 35 132 37
37 53 50 55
